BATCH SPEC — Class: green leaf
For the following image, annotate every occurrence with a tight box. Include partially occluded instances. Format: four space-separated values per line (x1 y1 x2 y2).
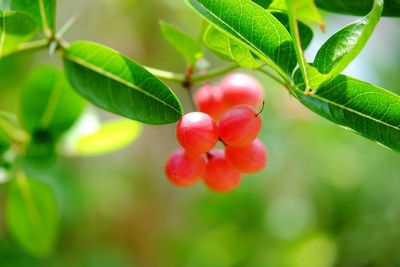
315 0 400 17
271 12 313 50
294 74 400 152
11 0 56 36
159 20 203 64
251 0 273 8
23 130 57 171
203 26 260 69
63 41 183 125
313 0 383 79
0 10 36 58
269 0 324 27
7 175 59 257
284 0 324 95
20 66 85 138
0 128 10 154
72 119 142 156
185 0 296 76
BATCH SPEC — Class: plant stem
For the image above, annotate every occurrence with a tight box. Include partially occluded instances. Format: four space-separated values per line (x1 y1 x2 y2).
286 0 311 95
191 63 239 82
182 65 198 111
258 67 287 87
0 115 28 145
56 13 79 40
144 66 185 83
6 39 50 58
145 63 239 84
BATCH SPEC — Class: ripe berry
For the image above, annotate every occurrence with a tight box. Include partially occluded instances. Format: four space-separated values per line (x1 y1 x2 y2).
225 138 267 173
203 149 241 192
220 73 264 108
165 148 207 187
177 112 219 154
194 84 227 121
219 105 262 147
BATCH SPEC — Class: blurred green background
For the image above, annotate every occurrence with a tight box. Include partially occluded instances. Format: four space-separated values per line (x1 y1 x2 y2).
0 0 399 266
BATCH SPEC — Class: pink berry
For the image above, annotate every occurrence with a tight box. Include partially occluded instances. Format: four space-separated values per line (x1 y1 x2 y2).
194 84 227 121
176 112 219 154
225 138 267 173
203 149 241 192
219 105 262 147
165 148 207 187
220 73 264 108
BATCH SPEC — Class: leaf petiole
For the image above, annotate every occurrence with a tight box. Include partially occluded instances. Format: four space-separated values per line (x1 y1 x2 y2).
145 63 239 84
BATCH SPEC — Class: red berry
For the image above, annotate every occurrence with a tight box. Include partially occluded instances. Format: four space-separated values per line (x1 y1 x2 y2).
203 149 241 192
225 138 267 173
219 105 262 147
220 73 264 108
194 84 227 121
165 148 207 187
177 112 219 154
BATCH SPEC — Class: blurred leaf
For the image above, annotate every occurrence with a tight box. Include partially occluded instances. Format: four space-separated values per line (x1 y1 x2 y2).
185 0 296 75
73 119 141 156
7 175 59 257
252 0 273 8
269 0 324 27
20 66 85 138
312 0 383 88
63 41 184 125
290 0 324 27
0 0 10 10
293 234 337 267
0 10 36 58
23 130 57 172
159 20 203 64
294 74 400 152
315 0 400 17
0 128 11 154
11 0 56 36
203 26 260 69
271 12 313 50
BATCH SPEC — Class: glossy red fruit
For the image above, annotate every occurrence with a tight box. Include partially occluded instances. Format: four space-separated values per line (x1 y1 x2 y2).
194 84 227 121
176 112 219 154
165 148 207 187
203 149 241 192
220 73 264 108
219 105 262 147
225 138 267 173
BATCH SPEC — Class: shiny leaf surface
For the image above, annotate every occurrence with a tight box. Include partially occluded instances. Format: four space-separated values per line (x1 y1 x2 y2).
63 41 184 125
185 0 296 75
203 26 260 69
0 10 36 58
294 75 400 151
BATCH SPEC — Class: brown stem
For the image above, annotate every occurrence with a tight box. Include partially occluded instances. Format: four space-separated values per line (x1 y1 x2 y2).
256 101 265 117
182 65 197 111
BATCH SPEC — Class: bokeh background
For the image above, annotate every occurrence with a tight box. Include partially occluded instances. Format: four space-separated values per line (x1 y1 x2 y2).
1 0 399 266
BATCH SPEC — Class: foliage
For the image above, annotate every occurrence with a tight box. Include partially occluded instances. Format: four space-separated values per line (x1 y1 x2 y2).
0 0 399 261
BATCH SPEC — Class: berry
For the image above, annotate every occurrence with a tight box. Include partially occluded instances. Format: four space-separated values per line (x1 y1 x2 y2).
165 148 207 186
219 105 262 147
194 84 227 121
176 112 219 154
203 149 241 192
220 73 264 108
225 138 267 173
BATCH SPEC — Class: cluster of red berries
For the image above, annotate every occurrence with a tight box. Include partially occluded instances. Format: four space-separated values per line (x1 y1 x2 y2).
165 73 267 192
